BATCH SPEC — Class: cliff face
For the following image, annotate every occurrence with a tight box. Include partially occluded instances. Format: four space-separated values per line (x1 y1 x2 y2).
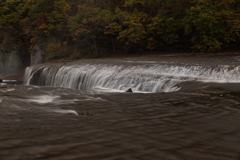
0 32 25 77
30 39 47 66
30 37 62 66
0 31 63 78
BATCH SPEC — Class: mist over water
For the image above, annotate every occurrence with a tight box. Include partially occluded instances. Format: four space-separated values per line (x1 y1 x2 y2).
1 56 240 160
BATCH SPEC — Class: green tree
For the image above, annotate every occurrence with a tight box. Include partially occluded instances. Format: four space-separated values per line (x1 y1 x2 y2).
225 0 240 43
69 4 112 55
0 0 29 30
104 22 121 54
46 41 66 61
147 11 181 50
106 2 148 53
22 0 70 37
183 0 235 52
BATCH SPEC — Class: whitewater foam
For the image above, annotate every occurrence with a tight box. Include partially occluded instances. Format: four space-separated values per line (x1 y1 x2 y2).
52 109 79 115
26 95 60 104
23 60 240 93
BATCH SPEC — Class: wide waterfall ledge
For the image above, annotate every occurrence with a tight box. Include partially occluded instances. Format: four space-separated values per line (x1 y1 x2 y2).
23 57 240 93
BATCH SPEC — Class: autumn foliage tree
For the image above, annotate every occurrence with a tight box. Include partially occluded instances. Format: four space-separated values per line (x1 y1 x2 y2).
69 4 112 55
2 0 240 61
24 0 70 38
0 0 28 30
0 0 70 50
182 0 234 51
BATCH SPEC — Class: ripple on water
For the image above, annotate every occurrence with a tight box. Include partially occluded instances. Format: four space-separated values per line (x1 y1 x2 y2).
51 109 79 115
2 56 240 159
25 95 60 104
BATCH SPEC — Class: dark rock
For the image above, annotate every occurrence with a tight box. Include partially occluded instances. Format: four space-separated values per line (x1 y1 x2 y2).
0 32 25 77
126 88 133 93
30 39 48 65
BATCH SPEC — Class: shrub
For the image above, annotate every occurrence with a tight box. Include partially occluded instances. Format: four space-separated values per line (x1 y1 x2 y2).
46 41 65 61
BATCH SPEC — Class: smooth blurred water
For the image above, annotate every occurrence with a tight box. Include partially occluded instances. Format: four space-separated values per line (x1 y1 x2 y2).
1 56 240 160
24 56 240 93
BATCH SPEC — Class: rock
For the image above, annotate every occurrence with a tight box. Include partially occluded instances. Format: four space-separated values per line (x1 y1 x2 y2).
31 37 62 65
30 39 47 65
0 48 25 77
126 88 133 93
0 32 25 77
0 79 2 83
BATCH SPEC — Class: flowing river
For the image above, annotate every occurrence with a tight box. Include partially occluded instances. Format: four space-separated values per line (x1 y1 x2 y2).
0 56 240 160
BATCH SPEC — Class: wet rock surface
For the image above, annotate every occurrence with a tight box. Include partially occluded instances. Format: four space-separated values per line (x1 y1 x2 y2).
126 88 133 93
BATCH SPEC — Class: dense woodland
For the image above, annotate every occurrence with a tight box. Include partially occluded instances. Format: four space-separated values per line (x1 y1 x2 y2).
1 0 240 60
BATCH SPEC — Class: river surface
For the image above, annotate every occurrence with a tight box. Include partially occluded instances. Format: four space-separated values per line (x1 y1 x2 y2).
1 56 240 160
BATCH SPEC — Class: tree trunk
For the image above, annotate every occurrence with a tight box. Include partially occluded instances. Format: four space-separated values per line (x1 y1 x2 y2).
92 37 97 55
65 36 68 50
110 35 115 54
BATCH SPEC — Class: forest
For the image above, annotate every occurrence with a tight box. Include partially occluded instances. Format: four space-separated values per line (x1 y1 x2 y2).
1 0 240 60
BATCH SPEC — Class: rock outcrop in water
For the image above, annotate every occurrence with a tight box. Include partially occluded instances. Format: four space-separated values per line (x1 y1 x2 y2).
126 88 133 93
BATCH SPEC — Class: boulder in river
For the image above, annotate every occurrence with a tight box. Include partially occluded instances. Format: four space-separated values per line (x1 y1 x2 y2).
126 88 133 93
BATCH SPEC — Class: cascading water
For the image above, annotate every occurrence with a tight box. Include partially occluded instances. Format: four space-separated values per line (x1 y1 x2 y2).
23 58 240 93
3 57 240 160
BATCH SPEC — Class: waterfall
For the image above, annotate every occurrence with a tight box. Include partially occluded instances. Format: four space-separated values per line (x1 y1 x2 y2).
23 61 240 93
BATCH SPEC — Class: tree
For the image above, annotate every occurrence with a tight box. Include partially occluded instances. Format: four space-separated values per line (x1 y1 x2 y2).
104 22 121 54
68 4 112 55
0 0 29 31
225 0 240 43
106 3 148 53
147 10 181 50
183 0 235 52
22 0 70 37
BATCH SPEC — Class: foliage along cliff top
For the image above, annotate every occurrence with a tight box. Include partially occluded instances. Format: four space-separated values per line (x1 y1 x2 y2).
0 0 240 59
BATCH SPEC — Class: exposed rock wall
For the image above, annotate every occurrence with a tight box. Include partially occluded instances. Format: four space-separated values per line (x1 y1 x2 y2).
30 39 47 65
0 32 25 77
0 29 63 77
30 37 62 65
